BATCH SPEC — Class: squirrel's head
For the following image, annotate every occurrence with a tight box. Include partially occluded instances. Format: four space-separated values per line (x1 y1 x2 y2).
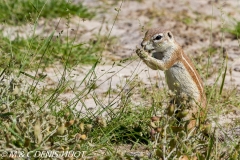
141 29 176 53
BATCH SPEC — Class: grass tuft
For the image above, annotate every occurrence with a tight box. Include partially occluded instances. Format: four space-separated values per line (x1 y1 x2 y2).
0 0 95 25
224 21 240 39
0 31 106 70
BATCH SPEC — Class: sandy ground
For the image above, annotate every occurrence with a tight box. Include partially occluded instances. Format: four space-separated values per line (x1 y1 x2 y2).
1 0 240 124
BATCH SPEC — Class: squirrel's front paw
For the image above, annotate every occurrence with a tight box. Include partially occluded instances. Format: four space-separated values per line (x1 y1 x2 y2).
136 48 149 59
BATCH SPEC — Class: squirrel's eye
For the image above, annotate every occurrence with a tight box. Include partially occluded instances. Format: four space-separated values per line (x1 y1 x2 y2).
154 35 162 40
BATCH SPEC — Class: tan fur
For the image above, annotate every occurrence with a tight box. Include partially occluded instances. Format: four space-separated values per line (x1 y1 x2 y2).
136 29 207 129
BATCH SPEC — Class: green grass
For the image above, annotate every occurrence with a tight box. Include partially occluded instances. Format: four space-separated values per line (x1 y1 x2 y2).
0 0 100 70
0 31 104 70
0 0 94 25
1 66 239 159
182 17 193 25
225 21 240 39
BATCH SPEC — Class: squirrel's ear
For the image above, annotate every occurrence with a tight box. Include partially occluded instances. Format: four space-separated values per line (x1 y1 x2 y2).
167 31 173 39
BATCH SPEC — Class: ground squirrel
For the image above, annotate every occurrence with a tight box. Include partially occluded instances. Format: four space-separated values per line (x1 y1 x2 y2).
136 28 207 129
